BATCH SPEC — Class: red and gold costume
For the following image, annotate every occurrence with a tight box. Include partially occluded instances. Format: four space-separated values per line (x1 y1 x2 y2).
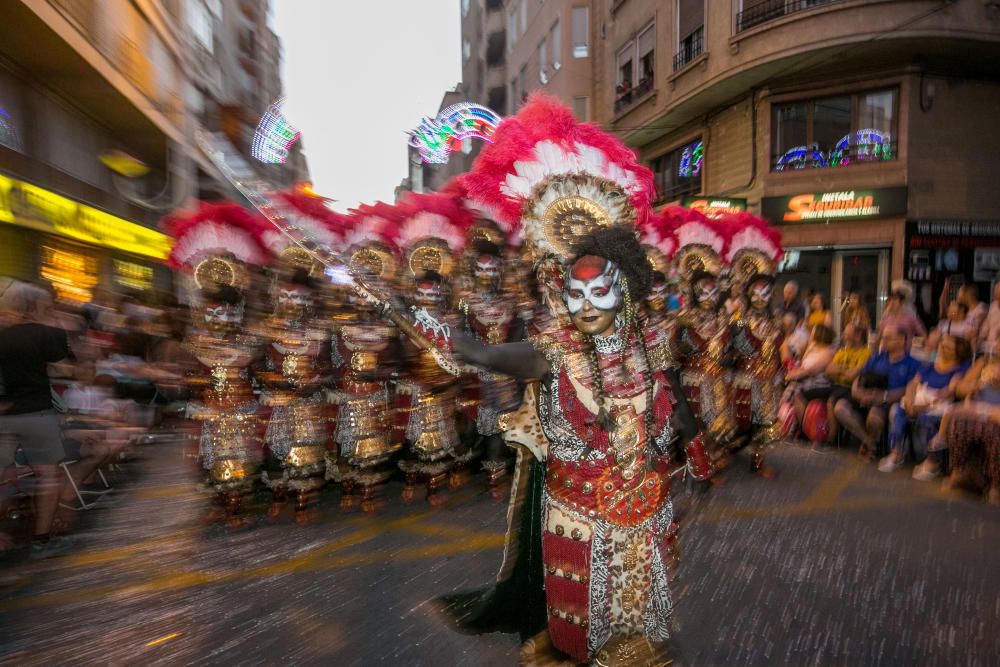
164 202 270 529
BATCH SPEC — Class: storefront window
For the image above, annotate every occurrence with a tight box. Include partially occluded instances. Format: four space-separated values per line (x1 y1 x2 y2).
40 245 99 303
772 88 897 171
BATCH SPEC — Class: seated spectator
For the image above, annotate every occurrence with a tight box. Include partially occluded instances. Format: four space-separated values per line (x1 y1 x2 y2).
879 334 972 477
924 300 975 352
788 325 837 426
878 283 926 352
833 326 921 461
777 280 806 323
824 323 871 443
779 312 809 369
806 293 833 332
937 354 1000 503
977 282 1000 353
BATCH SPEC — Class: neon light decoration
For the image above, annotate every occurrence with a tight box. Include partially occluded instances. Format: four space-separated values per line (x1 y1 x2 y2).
408 103 501 164
678 140 703 178
252 97 301 164
0 106 22 152
778 129 892 171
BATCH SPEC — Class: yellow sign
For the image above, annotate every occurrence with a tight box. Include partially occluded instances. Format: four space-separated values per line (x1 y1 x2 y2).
0 173 171 260
41 245 99 303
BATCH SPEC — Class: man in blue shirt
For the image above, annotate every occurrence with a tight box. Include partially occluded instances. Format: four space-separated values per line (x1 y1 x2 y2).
832 326 921 460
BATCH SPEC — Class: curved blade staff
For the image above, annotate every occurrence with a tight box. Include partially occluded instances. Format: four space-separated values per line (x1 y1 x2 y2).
669 209 737 465
326 205 404 512
437 94 712 665
724 214 785 476
164 202 270 530
390 193 474 503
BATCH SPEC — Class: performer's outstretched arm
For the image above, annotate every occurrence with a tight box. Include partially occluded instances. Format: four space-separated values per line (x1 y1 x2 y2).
451 330 550 380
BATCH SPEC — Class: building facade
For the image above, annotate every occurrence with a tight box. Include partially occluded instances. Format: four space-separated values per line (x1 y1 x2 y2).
0 0 304 301
595 0 1000 328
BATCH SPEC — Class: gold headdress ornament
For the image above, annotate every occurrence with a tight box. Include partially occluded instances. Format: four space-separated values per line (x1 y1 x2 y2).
394 192 472 280
342 204 400 283
673 211 726 283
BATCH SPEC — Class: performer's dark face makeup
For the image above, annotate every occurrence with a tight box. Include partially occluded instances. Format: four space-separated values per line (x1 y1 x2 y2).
473 254 501 291
564 255 622 337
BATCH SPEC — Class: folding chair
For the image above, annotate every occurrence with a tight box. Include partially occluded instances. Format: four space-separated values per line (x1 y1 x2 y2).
58 458 114 511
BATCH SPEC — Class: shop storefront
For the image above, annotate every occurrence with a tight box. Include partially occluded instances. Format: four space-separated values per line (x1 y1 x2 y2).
0 172 171 303
680 196 747 217
762 186 907 332
905 219 1000 323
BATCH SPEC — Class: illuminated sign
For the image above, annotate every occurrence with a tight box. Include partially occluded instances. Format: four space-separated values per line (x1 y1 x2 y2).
0 173 171 260
41 245 99 303
681 196 747 217
761 186 906 224
113 259 154 291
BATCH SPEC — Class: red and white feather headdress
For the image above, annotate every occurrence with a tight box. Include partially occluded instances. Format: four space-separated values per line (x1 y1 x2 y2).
393 191 473 279
722 212 784 286
343 201 402 281
261 190 345 260
164 201 269 271
672 207 728 282
464 93 655 263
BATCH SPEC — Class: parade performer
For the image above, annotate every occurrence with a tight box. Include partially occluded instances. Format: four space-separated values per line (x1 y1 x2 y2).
726 213 785 476
669 208 736 460
165 202 269 530
638 209 678 331
254 260 331 526
456 213 525 497
439 94 711 665
326 204 403 512
393 193 472 503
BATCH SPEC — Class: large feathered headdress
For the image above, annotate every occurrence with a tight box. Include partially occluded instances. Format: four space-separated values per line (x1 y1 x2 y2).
463 93 655 265
163 201 270 288
672 207 727 283
723 212 784 288
640 207 684 276
344 201 401 281
392 191 473 279
263 190 346 272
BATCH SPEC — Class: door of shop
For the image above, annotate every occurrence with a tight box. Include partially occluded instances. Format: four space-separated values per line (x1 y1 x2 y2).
832 248 889 333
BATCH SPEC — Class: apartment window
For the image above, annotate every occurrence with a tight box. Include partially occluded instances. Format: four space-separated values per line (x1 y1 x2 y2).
538 38 548 84
571 6 589 58
508 8 517 49
572 96 589 121
637 24 655 90
550 20 561 69
463 39 471 61
615 42 634 113
520 0 527 35
674 0 703 71
651 139 703 202
187 1 214 53
462 0 470 18
772 88 897 171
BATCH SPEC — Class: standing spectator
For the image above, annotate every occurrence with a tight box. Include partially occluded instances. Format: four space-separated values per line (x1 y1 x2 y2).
879 334 972 476
977 282 1000 352
877 283 926 351
924 300 974 352
958 283 988 334
842 291 872 334
833 326 921 460
806 293 833 332
0 282 73 558
777 280 806 323
824 323 871 443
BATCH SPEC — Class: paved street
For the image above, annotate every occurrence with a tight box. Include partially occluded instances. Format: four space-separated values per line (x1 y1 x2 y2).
1 438 998 666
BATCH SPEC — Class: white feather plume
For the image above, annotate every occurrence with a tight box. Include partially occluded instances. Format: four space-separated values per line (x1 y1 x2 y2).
503 140 642 203
675 221 724 255
397 211 465 252
726 227 779 263
172 221 267 266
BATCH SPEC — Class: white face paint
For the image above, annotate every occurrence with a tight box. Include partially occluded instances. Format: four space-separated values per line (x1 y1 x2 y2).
415 282 445 309
277 288 311 308
204 303 244 329
750 280 773 309
694 278 719 307
563 259 623 315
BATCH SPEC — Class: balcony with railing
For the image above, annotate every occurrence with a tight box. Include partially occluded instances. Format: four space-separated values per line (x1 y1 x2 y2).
614 76 654 115
737 0 844 34
673 27 704 72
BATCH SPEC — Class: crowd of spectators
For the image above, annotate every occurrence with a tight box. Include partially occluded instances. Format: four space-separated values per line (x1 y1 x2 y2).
779 279 1000 505
0 279 189 558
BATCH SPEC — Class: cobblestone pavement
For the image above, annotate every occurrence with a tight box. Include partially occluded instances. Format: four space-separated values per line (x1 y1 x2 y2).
0 438 998 666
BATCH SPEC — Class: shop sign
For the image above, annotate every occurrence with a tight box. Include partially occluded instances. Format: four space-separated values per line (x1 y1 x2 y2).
680 196 747 217
905 220 1000 283
761 186 907 223
0 173 170 260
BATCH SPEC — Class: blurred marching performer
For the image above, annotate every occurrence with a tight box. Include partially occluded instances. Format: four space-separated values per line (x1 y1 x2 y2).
326 204 403 512
638 209 679 331
254 256 332 525
437 94 711 665
165 202 269 530
669 208 735 463
726 214 785 476
393 194 471 504
456 212 525 498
